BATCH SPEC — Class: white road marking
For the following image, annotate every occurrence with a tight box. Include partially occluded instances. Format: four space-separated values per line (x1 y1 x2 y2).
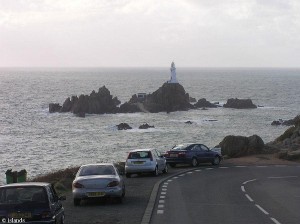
187 171 193 174
274 165 287 167
158 204 164 208
270 217 281 224
179 174 185 176
235 165 247 168
161 192 166 195
167 180 172 182
245 194 254 202
160 196 165 199
206 168 213 170
157 210 164 214
173 176 178 179
255 204 269 215
161 188 167 191
242 179 257 185
256 166 268 168
162 185 168 188
195 169 202 172
159 200 165 204
219 167 229 169
268 176 298 179
241 186 245 192
164 182 169 185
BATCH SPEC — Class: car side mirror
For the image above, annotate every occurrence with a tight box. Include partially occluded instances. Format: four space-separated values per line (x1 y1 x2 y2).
59 195 66 201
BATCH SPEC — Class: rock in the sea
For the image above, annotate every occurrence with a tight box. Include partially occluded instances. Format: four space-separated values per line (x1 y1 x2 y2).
185 121 193 124
117 123 132 130
143 83 193 113
189 97 197 103
219 135 264 157
139 123 154 129
223 98 257 109
194 98 217 108
49 103 62 113
119 102 141 113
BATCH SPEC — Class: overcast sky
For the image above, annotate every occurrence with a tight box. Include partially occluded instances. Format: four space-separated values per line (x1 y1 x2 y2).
0 0 299 67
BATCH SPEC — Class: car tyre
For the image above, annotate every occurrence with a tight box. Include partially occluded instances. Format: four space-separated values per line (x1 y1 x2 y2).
191 157 198 167
153 166 159 176
73 198 81 206
169 163 176 168
162 164 168 174
126 173 131 178
212 156 220 165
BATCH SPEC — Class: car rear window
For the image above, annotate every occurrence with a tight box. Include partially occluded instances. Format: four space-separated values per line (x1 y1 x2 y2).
128 151 151 159
0 186 48 208
172 144 190 150
79 165 116 176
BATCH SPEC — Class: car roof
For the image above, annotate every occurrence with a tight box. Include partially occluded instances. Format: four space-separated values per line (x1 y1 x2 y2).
129 148 155 152
0 182 50 188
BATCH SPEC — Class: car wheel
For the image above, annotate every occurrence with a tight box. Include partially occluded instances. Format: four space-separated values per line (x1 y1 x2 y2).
212 156 220 165
126 173 131 178
73 198 81 206
153 166 159 176
191 157 198 167
169 163 176 168
162 164 168 173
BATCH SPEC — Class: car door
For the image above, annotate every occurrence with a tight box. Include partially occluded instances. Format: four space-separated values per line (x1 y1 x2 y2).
191 144 206 162
47 185 64 223
200 144 213 162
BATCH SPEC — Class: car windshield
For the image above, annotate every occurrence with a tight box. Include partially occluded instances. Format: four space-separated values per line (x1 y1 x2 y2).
79 165 116 176
128 151 151 159
0 186 48 208
171 144 191 150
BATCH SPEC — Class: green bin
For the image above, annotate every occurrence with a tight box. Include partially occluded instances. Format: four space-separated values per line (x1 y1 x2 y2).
17 169 27 183
5 169 17 184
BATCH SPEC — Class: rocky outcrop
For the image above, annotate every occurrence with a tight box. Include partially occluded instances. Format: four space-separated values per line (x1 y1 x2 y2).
219 135 264 158
185 121 193 124
223 98 257 109
50 86 120 115
139 123 154 129
143 83 193 113
189 97 197 103
271 115 300 126
116 123 132 130
119 102 141 113
49 103 62 113
194 98 218 108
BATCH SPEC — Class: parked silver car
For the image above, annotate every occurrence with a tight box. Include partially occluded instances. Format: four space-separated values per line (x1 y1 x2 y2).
125 148 168 178
72 163 125 206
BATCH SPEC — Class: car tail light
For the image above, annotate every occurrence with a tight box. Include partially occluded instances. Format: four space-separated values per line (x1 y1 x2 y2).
178 152 186 158
41 211 52 219
73 182 84 188
107 181 119 187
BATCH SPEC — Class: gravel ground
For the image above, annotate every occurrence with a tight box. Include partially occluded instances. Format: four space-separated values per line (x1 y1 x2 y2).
62 166 191 224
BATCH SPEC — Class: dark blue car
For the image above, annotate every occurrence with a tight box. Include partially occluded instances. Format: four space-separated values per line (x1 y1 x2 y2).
164 143 222 167
0 182 66 224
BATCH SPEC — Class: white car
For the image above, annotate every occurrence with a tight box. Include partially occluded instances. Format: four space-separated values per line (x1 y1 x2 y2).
72 163 125 206
125 149 168 178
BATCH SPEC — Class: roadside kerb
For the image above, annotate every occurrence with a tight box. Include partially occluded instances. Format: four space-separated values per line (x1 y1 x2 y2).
141 167 198 224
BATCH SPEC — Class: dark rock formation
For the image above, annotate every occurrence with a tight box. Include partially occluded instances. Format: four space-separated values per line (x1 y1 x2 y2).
119 102 141 113
219 135 264 157
50 86 119 115
194 98 218 108
223 98 257 109
185 121 193 124
189 97 197 103
116 123 132 130
139 123 155 129
143 83 193 113
49 103 62 113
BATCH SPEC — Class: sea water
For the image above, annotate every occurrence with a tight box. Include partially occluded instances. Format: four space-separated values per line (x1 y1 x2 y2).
0 67 300 184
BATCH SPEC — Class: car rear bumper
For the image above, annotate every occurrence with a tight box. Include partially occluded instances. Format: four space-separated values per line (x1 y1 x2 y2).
125 165 156 174
166 158 193 164
73 186 123 199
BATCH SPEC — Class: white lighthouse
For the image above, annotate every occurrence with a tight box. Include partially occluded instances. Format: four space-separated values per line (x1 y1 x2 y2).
168 61 178 83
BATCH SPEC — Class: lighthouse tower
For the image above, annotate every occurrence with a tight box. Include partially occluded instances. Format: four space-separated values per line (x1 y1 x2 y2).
168 61 178 83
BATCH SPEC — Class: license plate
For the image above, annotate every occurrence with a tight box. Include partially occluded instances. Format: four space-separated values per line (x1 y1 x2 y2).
170 154 178 157
88 192 105 197
9 212 32 219
133 161 144 164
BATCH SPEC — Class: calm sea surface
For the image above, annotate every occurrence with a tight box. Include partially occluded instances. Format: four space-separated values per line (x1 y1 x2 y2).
0 67 300 184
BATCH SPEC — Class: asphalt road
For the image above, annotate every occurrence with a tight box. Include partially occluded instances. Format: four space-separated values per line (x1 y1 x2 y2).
150 165 300 224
